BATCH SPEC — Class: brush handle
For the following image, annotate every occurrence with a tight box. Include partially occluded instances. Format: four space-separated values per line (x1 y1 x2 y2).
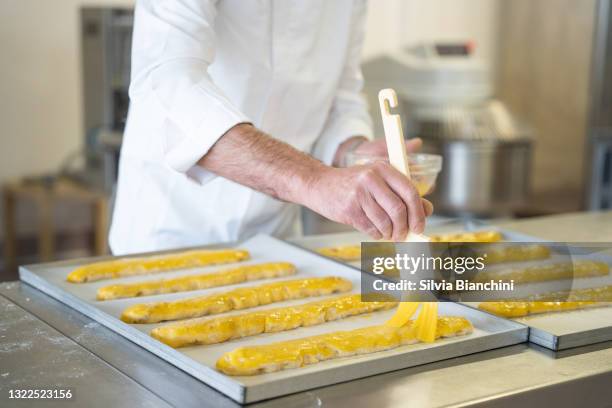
378 89 411 179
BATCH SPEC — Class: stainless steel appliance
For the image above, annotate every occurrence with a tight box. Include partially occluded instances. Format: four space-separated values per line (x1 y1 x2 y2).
414 102 533 217
81 7 132 137
424 134 532 217
363 42 534 217
80 7 133 191
586 0 612 210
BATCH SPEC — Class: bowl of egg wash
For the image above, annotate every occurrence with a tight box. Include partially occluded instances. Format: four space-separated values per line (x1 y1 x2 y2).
345 151 443 196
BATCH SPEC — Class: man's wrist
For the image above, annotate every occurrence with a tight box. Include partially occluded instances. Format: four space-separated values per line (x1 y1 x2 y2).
286 156 329 207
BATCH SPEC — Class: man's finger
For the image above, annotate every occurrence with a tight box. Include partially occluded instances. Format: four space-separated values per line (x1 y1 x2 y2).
351 209 382 240
421 198 434 217
376 164 426 234
405 137 422 153
361 192 394 240
364 174 409 241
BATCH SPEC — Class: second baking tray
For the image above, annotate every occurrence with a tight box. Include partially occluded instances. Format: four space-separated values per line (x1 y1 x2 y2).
20 234 527 404
295 229 612 351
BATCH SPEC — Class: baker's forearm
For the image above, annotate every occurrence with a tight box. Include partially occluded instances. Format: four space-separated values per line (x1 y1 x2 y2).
198 124 325 204
198 123 430 240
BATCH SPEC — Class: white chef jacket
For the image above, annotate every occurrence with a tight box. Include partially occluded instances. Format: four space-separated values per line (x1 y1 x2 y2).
109 0 373 255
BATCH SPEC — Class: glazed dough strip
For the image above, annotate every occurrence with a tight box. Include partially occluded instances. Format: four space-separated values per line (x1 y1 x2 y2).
479 285 612 317
97 262 296 300
67 249 250 283
216 316 473 376
479 244 551 264
473 260 609 284
151 294 397 348
121 277 352 324
429 230 503 243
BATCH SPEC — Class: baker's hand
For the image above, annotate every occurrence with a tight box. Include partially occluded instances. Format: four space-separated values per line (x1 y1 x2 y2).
305 162 434 241
333 137 423 167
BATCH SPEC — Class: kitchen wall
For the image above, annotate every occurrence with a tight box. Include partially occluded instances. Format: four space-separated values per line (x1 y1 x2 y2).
496 0 597 209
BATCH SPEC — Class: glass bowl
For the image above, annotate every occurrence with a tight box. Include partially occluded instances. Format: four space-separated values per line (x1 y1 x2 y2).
345 152 443 196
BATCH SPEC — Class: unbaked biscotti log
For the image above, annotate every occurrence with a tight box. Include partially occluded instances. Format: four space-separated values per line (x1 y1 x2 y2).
151 294 397 347
216 316 473 376
317 245 362 262
96 262 296 300
429 230 503 243
67 249 250 283
479 244 551 265
121 277 352 324
473 260 609 284
317 230 504 261
479 285 612 317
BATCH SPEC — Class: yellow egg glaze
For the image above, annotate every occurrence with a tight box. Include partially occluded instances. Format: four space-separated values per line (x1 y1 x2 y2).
473 260 609 284
151 294 397 347
479 244 551 264
67 249 250 283
317 245 362 262
429 230 503 243
216 316 473 376
479 285 612 317
96 262 296 300
121 277 353 324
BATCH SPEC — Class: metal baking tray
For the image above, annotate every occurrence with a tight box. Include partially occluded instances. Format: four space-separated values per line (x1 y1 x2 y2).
475 251 612 351
466 300 612 351
293 229 612 351
464 247 612 351
517 307 612 350
20 234 527 403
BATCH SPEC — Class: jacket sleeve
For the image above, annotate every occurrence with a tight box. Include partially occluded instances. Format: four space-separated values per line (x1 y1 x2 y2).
311 0 373 166
130 0 251 179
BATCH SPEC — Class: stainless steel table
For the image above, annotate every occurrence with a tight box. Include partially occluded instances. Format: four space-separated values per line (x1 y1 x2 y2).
2 212 612 407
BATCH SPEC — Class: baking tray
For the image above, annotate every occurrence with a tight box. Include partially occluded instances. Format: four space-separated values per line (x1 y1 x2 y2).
519 307 612 350
469 250 612 351
464 245 612 351
20 234 527 403
467 302 612 351
293 229 612 351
